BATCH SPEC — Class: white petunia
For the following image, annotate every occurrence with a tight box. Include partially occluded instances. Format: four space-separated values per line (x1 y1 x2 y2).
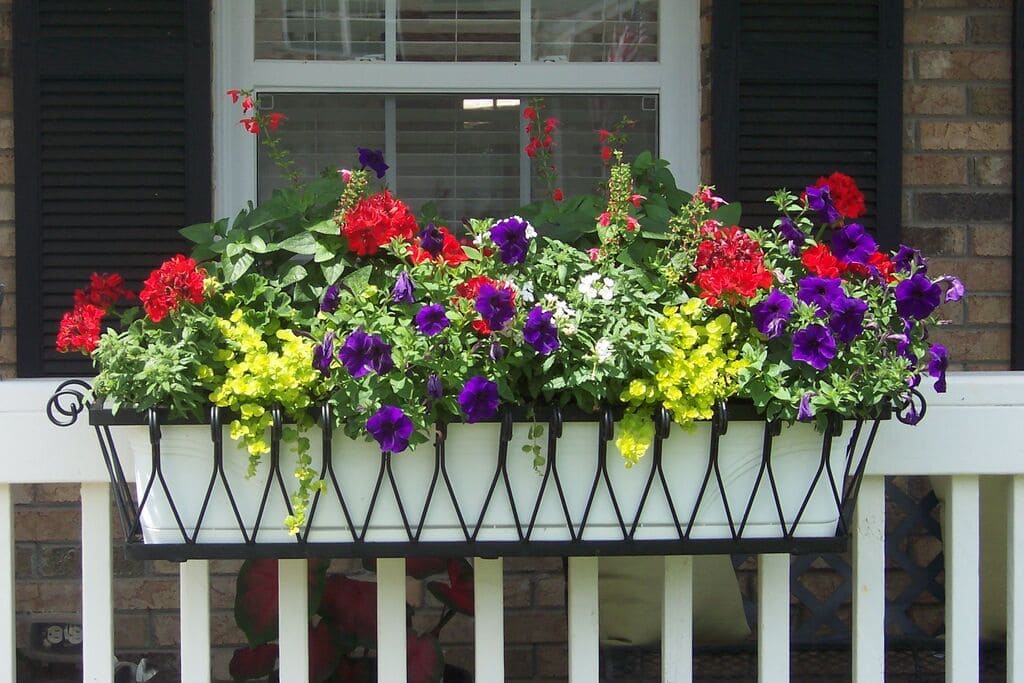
594 339 615 363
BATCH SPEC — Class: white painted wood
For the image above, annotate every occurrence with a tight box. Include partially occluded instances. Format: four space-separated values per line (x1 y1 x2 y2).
519 0 532 63
568 557 600 683
853 475 885 683
474 558 505 680
384 0 397 63
80 482 114 683
757 554 790 683
657 0 700 184
278 559 310 683
377 558 407 683
1009 476 1024 683
180 560 211 683
662 555 693 683
0 485 13 683
944 475 979 683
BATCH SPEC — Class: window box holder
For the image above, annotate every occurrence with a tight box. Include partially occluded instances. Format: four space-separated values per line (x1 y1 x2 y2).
48 379 900 561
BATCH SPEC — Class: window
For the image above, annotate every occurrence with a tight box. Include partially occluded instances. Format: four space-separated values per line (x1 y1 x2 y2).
213 1 699 219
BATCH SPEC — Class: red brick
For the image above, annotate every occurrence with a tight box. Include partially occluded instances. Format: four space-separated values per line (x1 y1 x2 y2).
114 614 150 649
968 14 1012 44
17 581 81 611
504 574 533 608
974 155 1010 186
970 85 1011 115
533 575 567 607
905 14 965 44
971 224 1011 256
112 578 179 610
32 484 80 503
15 509 81 543
927 256 1009 293
902 225 966 256
505 611 568 643
916 49 1010 80
904 84 966 115
919 122 1010 151
929 326 1010 363
966 295 1009 324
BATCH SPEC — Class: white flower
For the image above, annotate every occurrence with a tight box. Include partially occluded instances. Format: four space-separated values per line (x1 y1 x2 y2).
542 294 578 335
579 273 614 300
524 221 537 240
599 277 614 301
594 339 615 364
473 233 488 247
519 280 535 303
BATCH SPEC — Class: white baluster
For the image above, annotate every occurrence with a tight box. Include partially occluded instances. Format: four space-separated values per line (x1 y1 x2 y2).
81 482 113 683
757 553 790 683
944 475 979 683
662 555 693 683
568 557 599 683
0 484 13 683
474 558 505 680
853 475 885 682
1010 475 1024 682
180 560 211 682
377 558 407 683
279 559 310 683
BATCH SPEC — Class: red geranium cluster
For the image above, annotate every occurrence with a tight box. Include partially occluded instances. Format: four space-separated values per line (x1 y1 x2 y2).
139 254 207 323
341 190 418 257
814 172 865 219
803 243 896 283
57 272 135 354
408 225 469 266
455 275 516 335
694 226 773 307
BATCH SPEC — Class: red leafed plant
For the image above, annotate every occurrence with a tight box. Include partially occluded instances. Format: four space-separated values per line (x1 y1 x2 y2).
229 558 473 683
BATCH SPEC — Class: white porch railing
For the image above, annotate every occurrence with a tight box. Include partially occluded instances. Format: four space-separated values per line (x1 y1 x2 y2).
3 372 1022 682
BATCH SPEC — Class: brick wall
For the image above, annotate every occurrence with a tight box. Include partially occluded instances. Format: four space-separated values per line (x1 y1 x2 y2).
903 0 1013 369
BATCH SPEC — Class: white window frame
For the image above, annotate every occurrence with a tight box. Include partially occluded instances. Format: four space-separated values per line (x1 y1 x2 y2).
211 0 700 217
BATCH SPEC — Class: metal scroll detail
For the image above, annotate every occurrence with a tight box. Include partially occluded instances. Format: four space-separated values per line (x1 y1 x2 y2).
48 381 902 561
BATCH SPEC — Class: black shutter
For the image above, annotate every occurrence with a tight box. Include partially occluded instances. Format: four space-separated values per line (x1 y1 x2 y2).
14 0 211 376
711 0 902 247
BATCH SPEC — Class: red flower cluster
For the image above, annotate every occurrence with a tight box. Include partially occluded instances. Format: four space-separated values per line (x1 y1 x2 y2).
341 191 418 257
694 226 773 307
57 272 135 354
73 272 135 310
814 172 865 219
408 225 469 266
139 255 207 323
56 303 106 354
524 108 559 159
802 243 896 283
455 276 516 335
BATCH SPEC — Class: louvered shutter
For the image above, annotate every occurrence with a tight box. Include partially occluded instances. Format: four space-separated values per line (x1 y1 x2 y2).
711 0 902 246
14 0 211 376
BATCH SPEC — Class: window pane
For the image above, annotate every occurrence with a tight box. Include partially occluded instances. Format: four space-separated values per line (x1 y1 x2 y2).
397 0 520 62
257 93 658 226
255 0 386 61
533 0 658 63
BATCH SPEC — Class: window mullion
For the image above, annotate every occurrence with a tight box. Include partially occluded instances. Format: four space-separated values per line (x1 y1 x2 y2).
385 96 397 194
385 0 397 63
520 0 531 64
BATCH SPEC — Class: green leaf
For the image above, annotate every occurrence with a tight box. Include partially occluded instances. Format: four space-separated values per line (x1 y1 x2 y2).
226 253 255 283
248 235 270 253
278 264 308 287
320 258 347 284
306 218 339 235
343 265 373 292
278 232 319 255
179 220 217 244
710 201 742 227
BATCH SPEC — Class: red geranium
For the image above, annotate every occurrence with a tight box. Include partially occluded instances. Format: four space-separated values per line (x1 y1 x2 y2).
73 272 134 311
842 250 897 283
139 254 207 323
56 303 105 354
694 226 772 307
801 244 841 278
408 226 469 266
455 276 516 335
814 172 866 219
341 190 418 257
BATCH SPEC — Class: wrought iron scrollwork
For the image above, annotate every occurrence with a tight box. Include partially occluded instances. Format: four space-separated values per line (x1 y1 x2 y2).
46 379 93 427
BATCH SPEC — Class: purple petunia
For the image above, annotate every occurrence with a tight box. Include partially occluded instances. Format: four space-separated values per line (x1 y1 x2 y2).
752 290 793 339
320 285 341 313
490 216 534 266
893 244 927 275
338 329 393 378
805 184 841 224
928 343 948 394
312 331 335 377
792 324 837 371
777 216 806 245
392 271 416 304
475 283 516 332
933 275 965 303
418 223 444 258
797 392 814 421
426 374 444 401
357 147 389 179
366 405 414 452
458 376 500 423
895 273 942 320
489 341 505 362
830 223 876 266
414 304 450 337
523 306 560 355
797 276 845 311
828 295 869 344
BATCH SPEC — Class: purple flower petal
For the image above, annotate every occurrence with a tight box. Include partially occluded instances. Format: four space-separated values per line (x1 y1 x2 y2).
392 271 416 304
928 343 948 394
797 392 814 421
752 290 793 339
523 306 560 355
366 405 414 452
357 147 388 179
792 324 837 371
895 273 942 320
414 304 450 337
320 285 341 313
458 376 500 423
